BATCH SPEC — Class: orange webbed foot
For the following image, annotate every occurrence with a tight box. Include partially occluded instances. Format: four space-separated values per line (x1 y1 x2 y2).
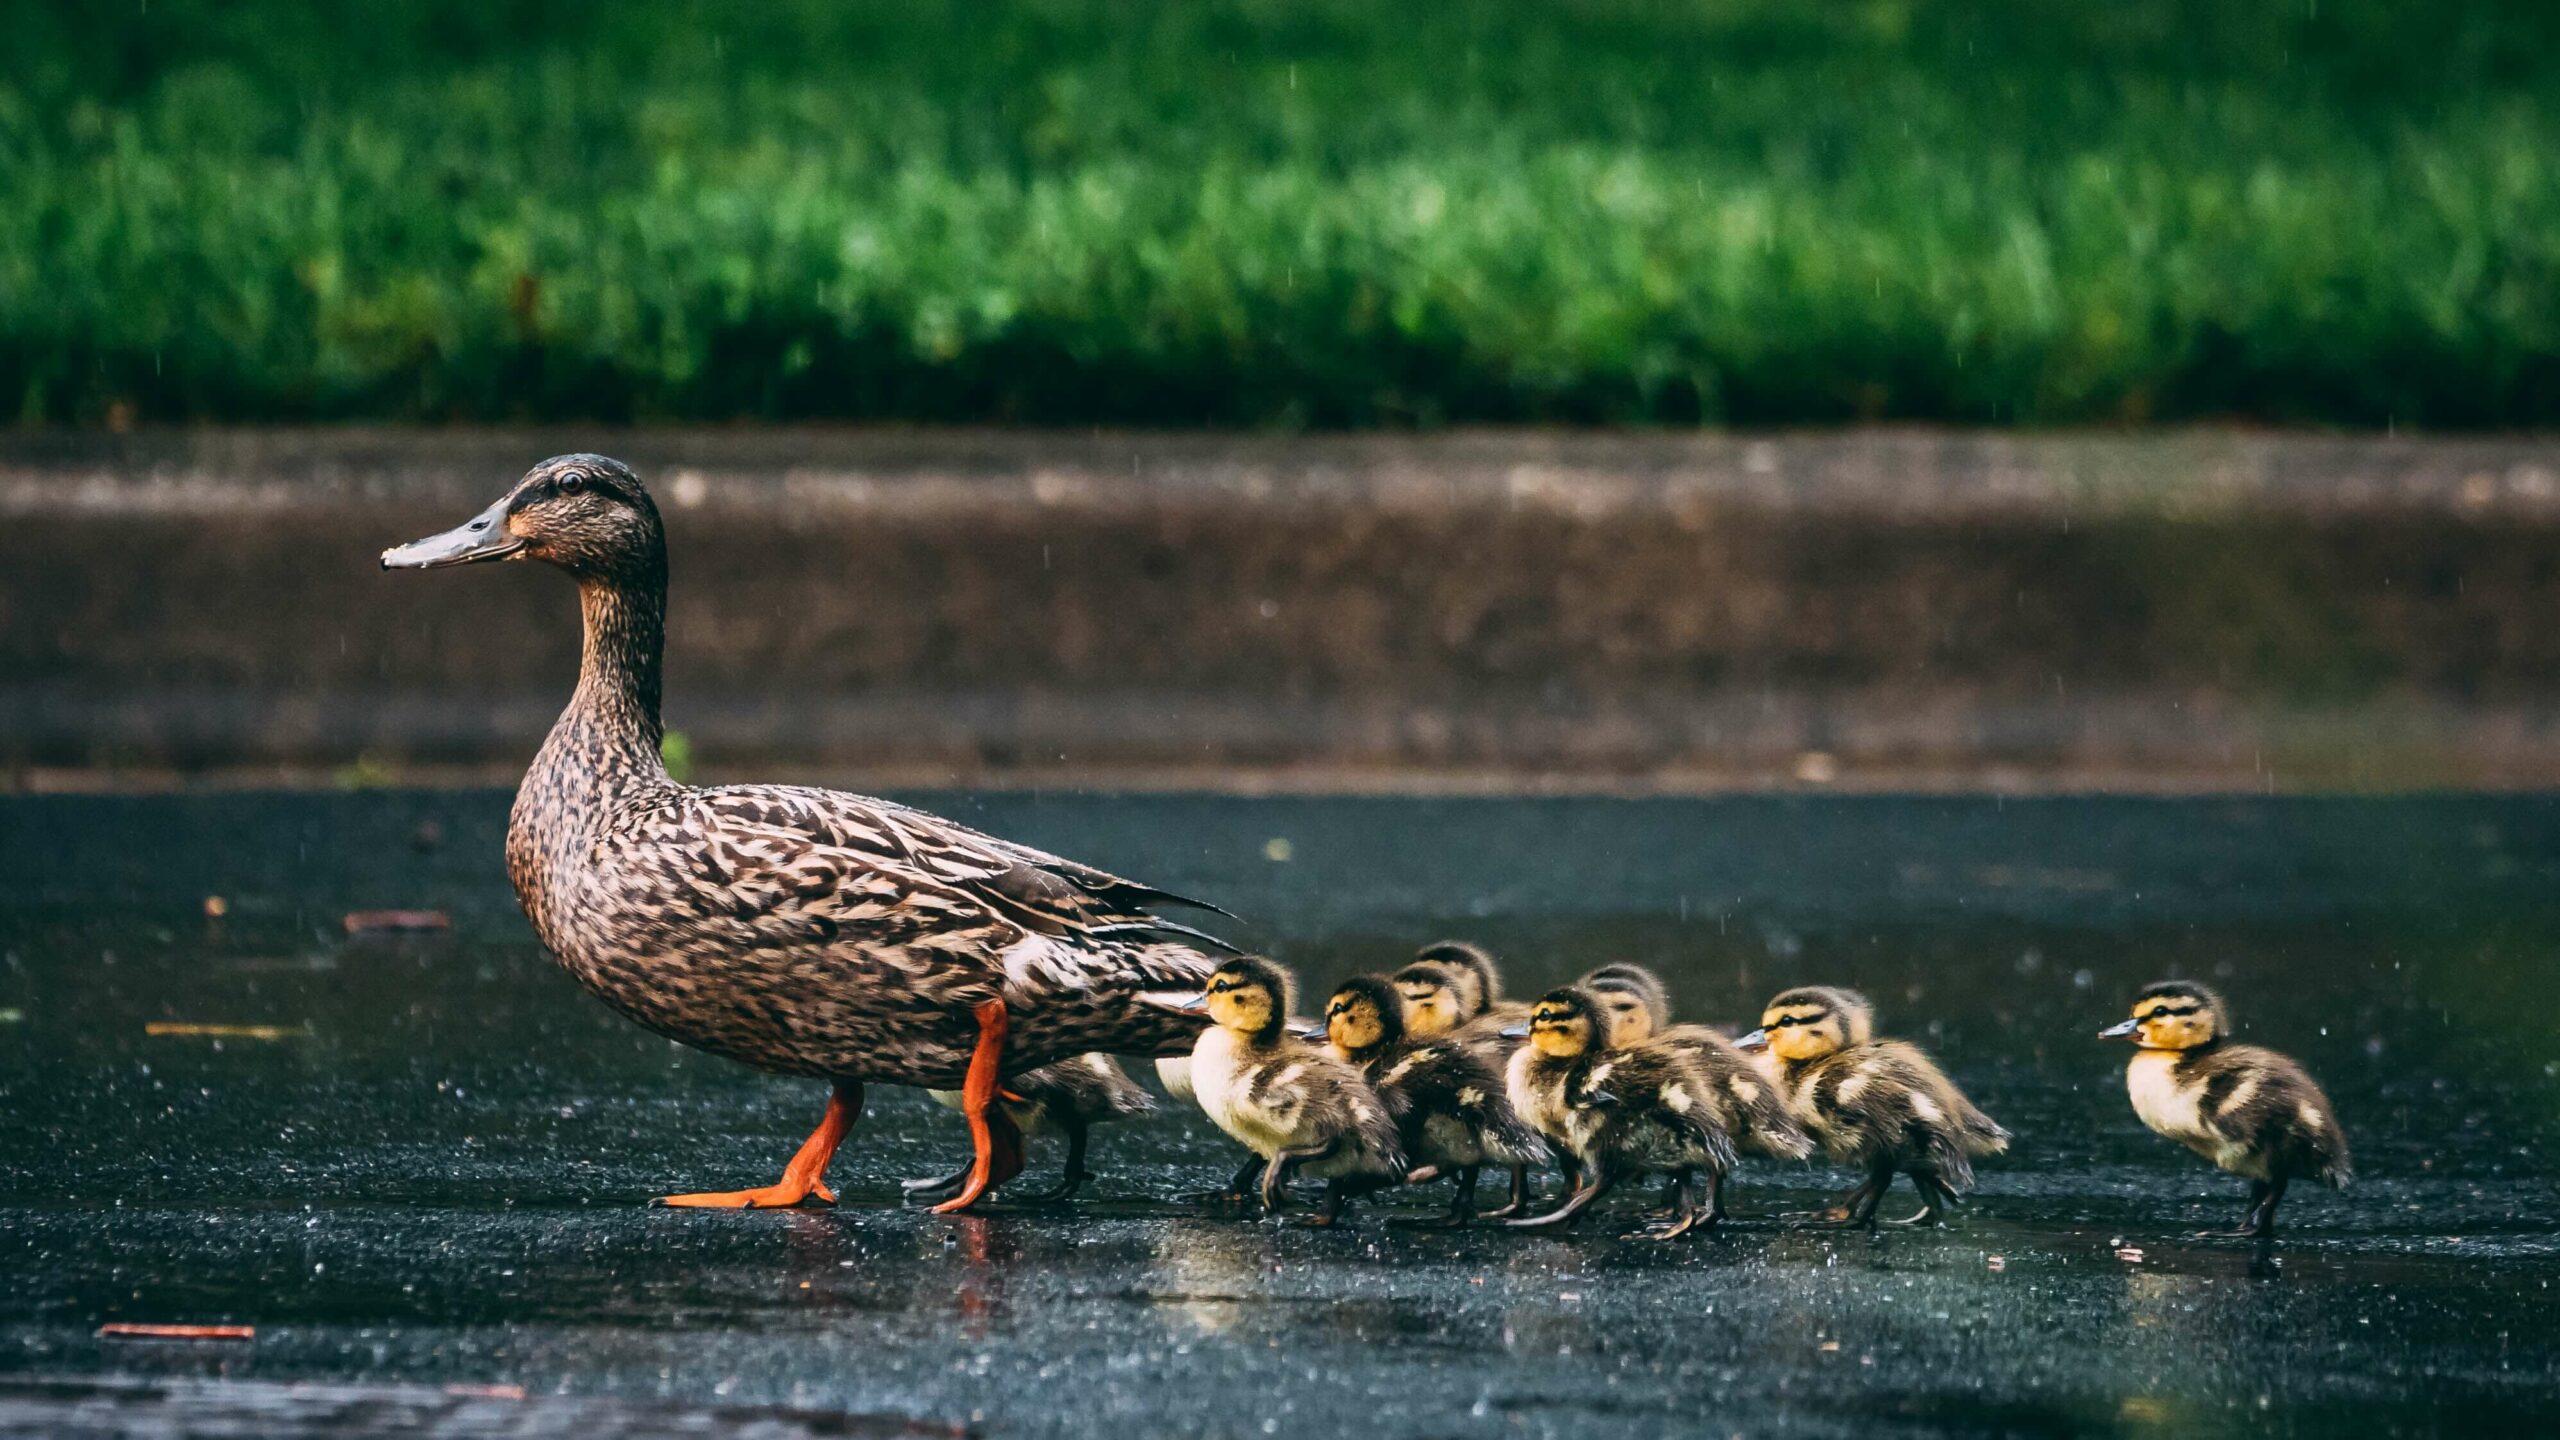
656 1179 836 1209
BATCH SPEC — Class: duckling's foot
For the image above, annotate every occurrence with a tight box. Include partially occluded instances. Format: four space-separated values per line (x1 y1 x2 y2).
658 1079 861 1209
900 1164 973 1206
1630 1210 1712 1241
1880 1204 1945 1227
1480 1166 1535 1219
1179 1157 1267 1208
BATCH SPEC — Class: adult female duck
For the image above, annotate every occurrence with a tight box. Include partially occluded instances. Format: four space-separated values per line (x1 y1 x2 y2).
383 454 1228 1212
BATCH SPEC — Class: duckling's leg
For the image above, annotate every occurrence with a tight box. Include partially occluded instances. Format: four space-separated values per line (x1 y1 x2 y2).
1704 1167 1729 1224
2207 1178 2289 1238
1179 1155 1266 1206
658 1078 863 1209
926 1000 1027 1215
1391 1164 1483 1229
1882 1170 1959 1227
1262 1141 1337 1213
1633 1169 1713 1240
1793 1154 1895 1226
1013 1118 1093 1205
1482 1164 1535 1219
1506 1168 1617 1229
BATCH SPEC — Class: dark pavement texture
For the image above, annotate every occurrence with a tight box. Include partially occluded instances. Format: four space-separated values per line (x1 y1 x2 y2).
3 791 2558 1436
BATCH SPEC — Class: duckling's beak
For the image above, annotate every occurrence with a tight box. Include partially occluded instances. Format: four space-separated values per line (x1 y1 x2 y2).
1144 992 1209 1016
2097 1018 2139 1040
1288 1020 1328 1042
1497 1023 1530 1040
1733 1028 1770 1053
382 496 524 570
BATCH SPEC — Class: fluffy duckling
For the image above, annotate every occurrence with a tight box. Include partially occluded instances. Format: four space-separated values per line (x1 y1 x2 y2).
2100 981 2351 1236
1417 940 1533 1029
1179 957 1406 1225
1323 975 1549 1225
1581 964 1815 1176
1738 986 2009 1226
1506 986 1738 1238
909 1054 1157 1205
1394 957 1542 1215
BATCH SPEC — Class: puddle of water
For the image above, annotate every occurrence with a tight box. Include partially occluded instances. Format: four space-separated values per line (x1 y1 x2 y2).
2 792 2557 1435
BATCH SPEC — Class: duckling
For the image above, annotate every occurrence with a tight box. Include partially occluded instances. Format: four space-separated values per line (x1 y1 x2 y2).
1416 940 1533 1029
1322 975 1549 1225
907 1053 1157 1205
1505 986 1737 1238
1178 957 1406 1225
1737 987 2008 1226
1581 964 1815 1180
1394 957 1540 1215
2100 981 2351 1237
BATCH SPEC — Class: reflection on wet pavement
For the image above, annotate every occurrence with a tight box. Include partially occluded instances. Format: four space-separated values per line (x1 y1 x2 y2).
3 793 2557 1435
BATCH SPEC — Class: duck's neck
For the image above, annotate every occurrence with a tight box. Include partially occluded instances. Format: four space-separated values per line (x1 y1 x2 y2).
569 574 667 760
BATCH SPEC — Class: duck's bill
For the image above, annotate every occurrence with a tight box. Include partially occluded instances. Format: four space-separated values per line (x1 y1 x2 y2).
382 497 523 570
1143 992 1209 1016
2097 1019 2139 1040
1733 1028 1770 1053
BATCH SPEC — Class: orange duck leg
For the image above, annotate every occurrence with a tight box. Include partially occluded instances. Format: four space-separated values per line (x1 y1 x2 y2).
928 999 1026 1214
659 1078 863 1208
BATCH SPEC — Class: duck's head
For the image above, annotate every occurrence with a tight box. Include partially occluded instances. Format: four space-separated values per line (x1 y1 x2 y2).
1580 963 1670 1047
1324 974 1406 1061
383 454 664 583
1738 986 1872 1063
2100 980 2226 1051
1393 960 1475 1037
1201 957 1294 1040
1416 940 1503 1011
1522 986 1604 1060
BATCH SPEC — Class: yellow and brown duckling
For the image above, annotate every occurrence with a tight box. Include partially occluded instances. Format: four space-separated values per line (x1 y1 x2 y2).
1504 986 1738 1239
1737 986 2009 1226
1416 940 1533 1030
1177 957 1407 1225
910 1054 1158 1206
1394 955 1541 1215
2100 981 2351 1237
1581 964 1815 1180
1322 975 1549 1226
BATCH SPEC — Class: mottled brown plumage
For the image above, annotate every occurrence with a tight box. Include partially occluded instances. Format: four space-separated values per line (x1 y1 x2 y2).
1506 986 1736 1238
1741 986 2008 1226
387 454 1224 1208
1582 964 1814 1166
2103 981 2351 1236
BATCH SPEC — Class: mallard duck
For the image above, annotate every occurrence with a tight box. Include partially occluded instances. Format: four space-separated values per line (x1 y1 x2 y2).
384 454 1230 1213
1737 986 2008 1226
1416 940 1532 1029
1175 957 1406 1225
1580 963 1815 1177
2100 981 2351 1236
1505 986 1737 1238
1321 974 1548 1225
906 1053 1157 1205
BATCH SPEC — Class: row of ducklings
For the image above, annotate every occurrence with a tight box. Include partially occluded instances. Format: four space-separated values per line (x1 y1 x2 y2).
945 947 2350 1238
1167 943 2010 1236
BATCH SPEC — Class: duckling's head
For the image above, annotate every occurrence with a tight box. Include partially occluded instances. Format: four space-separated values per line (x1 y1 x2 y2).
2100 981 2227 1051
1580 962 1670 1045
1585 975 1661 1049
1203 957 1295 1041
1742 986 1872 1063
1525 986 1605 1060
1324 974 1407 1059
384 454 666 584
1393 960 1475 1037
1416 940 1504 1010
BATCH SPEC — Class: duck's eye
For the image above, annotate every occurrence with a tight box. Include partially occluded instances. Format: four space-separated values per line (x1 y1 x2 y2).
558 471 587 494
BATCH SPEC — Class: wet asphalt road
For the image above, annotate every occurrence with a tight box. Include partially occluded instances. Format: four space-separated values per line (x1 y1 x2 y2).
3 791 2558 1437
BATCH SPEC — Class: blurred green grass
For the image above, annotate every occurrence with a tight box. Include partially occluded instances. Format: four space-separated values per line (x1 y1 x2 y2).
5 0 2557 427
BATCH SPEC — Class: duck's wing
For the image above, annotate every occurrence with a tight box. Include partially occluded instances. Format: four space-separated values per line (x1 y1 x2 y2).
681 786 1239 957
866 795 1236 920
